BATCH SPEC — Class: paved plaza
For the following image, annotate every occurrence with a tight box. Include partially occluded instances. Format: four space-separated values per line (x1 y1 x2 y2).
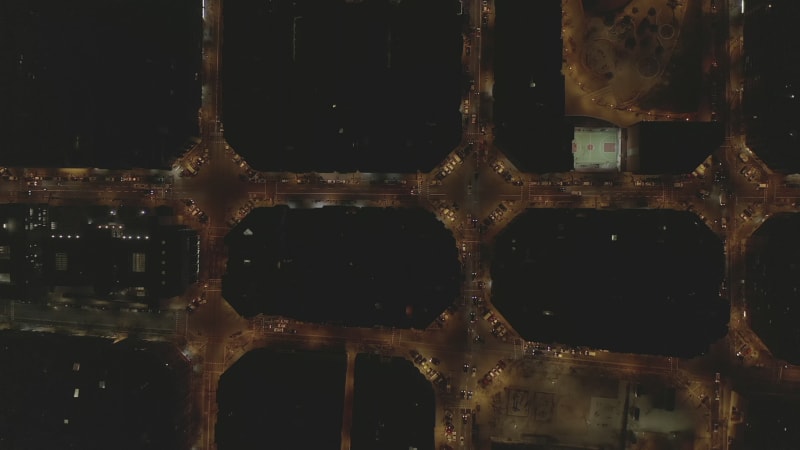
478 358 711 449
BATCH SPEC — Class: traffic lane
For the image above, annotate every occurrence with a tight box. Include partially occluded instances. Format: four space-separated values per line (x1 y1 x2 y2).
8 300 177 335
253 323 680 382
274 191 419 206
34 184 166 195
725 175 761 198
2 180 102 192
276 180 415 194
177 171 255 215
528 188 668 202
185 290 249 341
468 164 521 202
531 183 653 194
216 308 684 382
41 188 169 205
1 178 412 199
773 189 800 205
12 177 174 195
257 323 477 358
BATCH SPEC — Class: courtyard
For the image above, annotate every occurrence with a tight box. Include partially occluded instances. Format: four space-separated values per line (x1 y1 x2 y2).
475 357 713 450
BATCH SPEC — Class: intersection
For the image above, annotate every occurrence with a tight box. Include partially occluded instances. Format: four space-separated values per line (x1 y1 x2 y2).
3 0 800 449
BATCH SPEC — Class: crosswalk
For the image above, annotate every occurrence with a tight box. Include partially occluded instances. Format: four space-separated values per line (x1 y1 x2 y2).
175 309 187 336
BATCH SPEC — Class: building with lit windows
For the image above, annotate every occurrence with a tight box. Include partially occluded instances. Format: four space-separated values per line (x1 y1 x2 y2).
0 204 198 301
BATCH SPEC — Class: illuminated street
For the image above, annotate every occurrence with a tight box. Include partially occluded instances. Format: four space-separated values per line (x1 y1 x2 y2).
3 0 800 449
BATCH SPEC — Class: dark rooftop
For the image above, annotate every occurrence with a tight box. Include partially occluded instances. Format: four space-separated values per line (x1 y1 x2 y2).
0 204 198 301
0 0 201 168
223 206 460 328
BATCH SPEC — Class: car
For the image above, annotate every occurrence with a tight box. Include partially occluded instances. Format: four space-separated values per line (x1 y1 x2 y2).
463 363 470 373
431 357 441 365
737 344 752 358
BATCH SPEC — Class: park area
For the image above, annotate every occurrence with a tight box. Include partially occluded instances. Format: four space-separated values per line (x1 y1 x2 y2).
565 0 706 117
